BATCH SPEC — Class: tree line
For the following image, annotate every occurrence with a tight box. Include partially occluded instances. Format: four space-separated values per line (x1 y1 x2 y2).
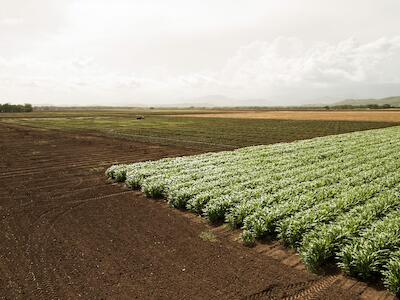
0 103 33 113
325 104 393 110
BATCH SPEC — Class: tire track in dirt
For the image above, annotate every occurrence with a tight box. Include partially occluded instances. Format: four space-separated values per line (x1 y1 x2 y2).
24 191 134 299
0 123 365 299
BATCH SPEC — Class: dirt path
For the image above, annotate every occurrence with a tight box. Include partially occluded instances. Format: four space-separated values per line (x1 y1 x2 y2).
0 124 362 299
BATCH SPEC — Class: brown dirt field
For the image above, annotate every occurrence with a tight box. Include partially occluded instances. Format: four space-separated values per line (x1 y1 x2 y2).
0 124 393 299
171 110 400 122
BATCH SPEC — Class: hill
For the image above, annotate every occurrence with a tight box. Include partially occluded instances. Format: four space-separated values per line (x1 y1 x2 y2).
333 96 400 107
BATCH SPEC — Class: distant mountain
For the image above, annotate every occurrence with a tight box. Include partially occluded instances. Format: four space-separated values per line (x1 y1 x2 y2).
332 96 400 107
172 95 400 108
169 95 273 108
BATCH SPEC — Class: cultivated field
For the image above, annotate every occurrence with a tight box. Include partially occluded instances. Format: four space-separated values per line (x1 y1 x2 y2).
108 125 400 294
0 123 365 299
173 110 400 122
1 109 397 150
2 109 399 299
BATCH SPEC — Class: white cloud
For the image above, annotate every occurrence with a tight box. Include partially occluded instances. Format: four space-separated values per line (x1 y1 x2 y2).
221 37 400 88
1 0 400 105
2 36 400 105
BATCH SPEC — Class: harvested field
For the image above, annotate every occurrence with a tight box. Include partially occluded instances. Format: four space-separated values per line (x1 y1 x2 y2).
0 124 371 299
172 110 400 122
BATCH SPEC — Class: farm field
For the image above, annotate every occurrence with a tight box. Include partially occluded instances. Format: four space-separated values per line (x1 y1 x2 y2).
0 109 397 150
2 110 399 299
173 110 400 122
108 125 400 295
5 0 400 299
0 123 366 299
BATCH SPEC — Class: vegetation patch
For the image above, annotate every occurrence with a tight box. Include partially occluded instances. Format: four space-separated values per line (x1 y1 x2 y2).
199 231 218 243
107 126 400 294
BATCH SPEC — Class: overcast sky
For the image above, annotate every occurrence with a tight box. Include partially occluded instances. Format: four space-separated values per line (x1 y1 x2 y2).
1 0 400 106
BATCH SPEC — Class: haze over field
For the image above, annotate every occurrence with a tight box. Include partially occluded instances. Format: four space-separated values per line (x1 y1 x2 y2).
1 0 400 106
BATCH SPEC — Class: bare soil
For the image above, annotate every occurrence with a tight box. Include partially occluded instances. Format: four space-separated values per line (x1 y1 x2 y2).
0 124 366 299
171 110 400 122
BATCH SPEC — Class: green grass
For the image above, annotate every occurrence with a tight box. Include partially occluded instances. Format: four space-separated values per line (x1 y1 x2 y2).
1 110 396 150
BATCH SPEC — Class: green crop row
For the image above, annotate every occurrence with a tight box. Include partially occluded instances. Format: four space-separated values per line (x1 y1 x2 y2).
107 126 400 294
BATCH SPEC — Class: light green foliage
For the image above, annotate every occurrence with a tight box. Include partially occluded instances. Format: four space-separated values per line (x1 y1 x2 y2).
300 191 400 271
338 211 400 279
383 252 400 294
105 164 128 182
107 126 400 293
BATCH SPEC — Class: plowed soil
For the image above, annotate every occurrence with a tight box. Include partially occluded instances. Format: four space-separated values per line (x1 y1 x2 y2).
0 124 362 299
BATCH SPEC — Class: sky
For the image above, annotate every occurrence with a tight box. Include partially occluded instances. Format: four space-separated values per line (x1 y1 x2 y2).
1 0 400 106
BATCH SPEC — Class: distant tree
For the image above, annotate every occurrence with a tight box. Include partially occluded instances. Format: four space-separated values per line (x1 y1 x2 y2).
0 103 34 113
2 103 12 112
24 103 33 112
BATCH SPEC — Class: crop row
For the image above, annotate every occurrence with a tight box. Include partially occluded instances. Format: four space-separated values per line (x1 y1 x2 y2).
107 126 400 294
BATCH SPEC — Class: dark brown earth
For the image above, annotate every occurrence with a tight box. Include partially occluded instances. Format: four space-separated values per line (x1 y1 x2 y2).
0 124 365 299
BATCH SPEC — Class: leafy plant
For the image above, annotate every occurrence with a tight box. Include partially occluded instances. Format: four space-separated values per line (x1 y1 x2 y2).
106 125 400 293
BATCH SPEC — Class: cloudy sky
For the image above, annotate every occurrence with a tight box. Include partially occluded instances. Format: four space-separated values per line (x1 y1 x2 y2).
1 0 400 106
